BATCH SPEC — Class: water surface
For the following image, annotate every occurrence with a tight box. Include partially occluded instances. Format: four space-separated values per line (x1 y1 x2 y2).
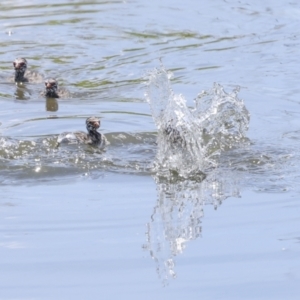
1 0 300 299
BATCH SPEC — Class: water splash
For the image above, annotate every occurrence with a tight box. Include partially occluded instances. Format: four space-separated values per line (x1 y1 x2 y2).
145 66 250 177
143 170 241 284
142 140 296 283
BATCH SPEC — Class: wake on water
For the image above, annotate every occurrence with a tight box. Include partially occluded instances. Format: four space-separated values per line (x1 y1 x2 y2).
145 66 250 178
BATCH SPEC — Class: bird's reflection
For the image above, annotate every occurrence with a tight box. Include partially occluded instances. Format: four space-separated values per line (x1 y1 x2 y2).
46 97 59 111
143 170 241 284
14 83 31 100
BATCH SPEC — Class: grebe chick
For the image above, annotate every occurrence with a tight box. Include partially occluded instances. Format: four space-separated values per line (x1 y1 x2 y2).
13 57 43 83
42 78 70 98
163 120 186 147
57 116 108 147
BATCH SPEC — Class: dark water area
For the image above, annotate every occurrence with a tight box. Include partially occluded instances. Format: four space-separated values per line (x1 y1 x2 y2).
0 0 300 299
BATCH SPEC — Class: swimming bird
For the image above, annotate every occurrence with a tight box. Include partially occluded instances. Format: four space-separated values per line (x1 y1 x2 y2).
163 123 186 146
13 57 43 83
42 78 70 98
57 116 108 147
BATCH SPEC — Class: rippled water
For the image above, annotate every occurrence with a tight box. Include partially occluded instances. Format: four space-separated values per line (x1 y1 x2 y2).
1 0 300 299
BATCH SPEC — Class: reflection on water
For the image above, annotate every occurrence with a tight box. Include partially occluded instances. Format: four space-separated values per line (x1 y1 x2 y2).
142 135 299 283
46 97 59 111
144 170 241 284
14 83 32 100
143 65 249 282
143 64 298 283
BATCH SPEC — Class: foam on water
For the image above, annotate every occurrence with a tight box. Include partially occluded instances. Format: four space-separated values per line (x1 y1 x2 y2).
145 66 250 177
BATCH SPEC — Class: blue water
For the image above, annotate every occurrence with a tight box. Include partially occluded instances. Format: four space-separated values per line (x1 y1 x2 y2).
0 0 300 299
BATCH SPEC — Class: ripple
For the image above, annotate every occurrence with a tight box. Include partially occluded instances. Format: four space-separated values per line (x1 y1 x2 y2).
0 132 157 183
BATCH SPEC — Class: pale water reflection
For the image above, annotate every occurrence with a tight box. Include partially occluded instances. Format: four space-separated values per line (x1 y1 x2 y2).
143 64 248 284
144 169 241 283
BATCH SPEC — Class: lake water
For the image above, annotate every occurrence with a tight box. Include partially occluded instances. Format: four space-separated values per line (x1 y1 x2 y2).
1 0 300 299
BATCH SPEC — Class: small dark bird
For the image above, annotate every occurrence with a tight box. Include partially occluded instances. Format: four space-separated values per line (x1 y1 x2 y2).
43 78 70 98
57 116 108 147
13 57 43 83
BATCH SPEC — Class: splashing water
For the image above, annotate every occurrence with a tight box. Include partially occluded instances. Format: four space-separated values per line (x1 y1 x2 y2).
145 66 250 177
143 168 242 284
